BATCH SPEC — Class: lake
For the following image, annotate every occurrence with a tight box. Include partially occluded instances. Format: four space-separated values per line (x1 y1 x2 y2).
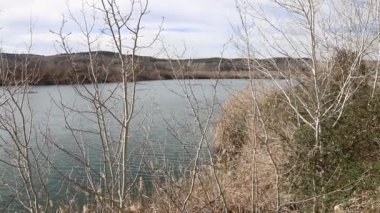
0 79 283 211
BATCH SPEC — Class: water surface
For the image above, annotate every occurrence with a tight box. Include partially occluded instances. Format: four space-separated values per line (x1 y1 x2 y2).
0 79 283 210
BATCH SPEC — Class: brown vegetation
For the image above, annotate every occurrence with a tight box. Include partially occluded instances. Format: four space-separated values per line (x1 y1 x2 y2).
212 86 296 212
211 82 380 212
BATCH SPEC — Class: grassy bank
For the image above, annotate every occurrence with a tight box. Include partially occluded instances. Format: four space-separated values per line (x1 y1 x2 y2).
212 82 380 211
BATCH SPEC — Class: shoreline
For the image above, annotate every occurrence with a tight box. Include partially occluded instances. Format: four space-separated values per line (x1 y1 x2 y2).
0 72 286 86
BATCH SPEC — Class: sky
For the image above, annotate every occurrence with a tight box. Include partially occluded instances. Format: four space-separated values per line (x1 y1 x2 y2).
0 1 375 59
0 0 241 58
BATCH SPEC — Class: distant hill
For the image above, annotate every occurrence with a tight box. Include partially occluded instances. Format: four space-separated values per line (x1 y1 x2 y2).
0 51 309 85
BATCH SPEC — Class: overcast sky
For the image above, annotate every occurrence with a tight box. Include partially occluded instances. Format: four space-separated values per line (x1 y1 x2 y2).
0 0 241 58
2 1 372 59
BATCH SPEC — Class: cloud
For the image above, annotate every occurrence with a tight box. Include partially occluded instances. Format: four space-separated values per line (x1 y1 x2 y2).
0 0 240 58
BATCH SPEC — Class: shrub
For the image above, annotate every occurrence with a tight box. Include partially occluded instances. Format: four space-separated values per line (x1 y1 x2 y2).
291 86 380 209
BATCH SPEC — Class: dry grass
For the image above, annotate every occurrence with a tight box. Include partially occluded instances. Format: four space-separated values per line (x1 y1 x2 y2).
209 85 380 212
211 86 298 212
332 189 380 213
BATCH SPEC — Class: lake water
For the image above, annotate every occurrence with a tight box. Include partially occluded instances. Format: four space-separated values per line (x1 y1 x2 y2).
0 79 283 210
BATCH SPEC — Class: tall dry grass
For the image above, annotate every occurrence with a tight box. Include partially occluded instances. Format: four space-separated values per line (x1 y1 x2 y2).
212 86 299 212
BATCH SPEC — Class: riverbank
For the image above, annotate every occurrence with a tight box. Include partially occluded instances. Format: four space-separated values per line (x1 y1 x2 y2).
0 52 300 85
210 83 380 211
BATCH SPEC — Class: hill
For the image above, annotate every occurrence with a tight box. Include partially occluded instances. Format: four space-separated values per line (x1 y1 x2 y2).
0 51 308 85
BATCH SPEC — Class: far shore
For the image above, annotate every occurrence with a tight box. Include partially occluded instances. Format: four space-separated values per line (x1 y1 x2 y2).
0 72 288 86
0 51 291 86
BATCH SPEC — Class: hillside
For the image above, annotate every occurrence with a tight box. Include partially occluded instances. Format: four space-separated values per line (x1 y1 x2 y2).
0 51 307 85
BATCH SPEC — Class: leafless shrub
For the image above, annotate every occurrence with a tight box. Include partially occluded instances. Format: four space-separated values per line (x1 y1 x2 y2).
0 34 54 211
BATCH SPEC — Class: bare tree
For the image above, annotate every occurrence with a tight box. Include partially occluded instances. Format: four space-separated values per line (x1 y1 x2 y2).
47 0 163 211
0 29 53 212
233 0 379 211
162 48 229 212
